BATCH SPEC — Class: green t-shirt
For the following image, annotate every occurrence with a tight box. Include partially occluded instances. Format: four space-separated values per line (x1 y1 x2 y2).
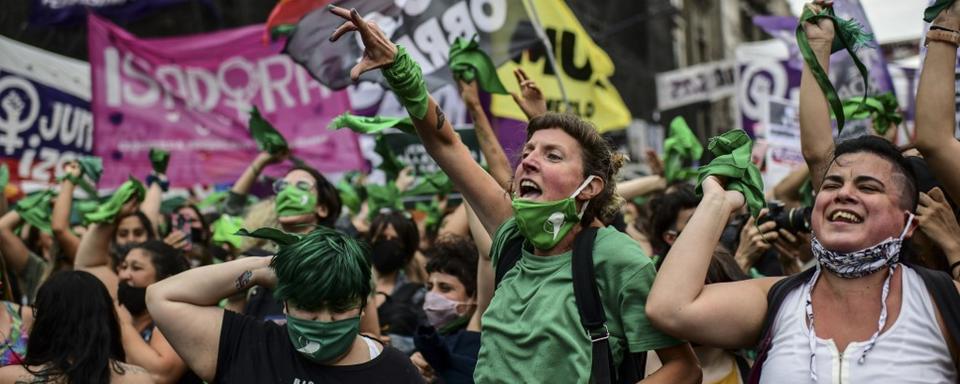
473 218 682 383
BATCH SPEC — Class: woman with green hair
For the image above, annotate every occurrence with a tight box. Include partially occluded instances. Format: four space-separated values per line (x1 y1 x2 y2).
146 227 424 383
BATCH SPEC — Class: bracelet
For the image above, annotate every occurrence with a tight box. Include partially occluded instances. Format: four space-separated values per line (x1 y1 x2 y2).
951 260 960 279
925 29 960 47
146 172 169 192
931 24 960 34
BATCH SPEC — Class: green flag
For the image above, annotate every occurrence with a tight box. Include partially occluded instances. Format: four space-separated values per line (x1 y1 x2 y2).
329 113 415 135
15 190 53 234
662 116 703 182
84 177 146 224
374 135 406 181
150 148 171 174
837 92 901 136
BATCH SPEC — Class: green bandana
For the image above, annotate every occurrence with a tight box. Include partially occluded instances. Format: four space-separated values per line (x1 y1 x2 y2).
383 45 429 120
925 0 954 23
416 198 443 235
695 130 766 218
248 106 289 155
275 185 318 217
403 171 453 197
329 112 415 135
15 190 53 234
211 214 246 249
837 92 902 136
366 183 404 220
337 179 363 215
663 116 703 182
0 164 8 192
449 36 508 94
285 315 361 363
512 176 596 250
84 177 146 224
62 156 103 198
796 5 873 133
374 134 406 181
149 148 170 174
69 199 100 227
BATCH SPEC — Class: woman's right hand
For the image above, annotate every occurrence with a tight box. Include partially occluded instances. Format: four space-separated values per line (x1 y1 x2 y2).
253 150 287 172
328 6 398 81
63 160 82 180
802 1 836 50
701 176 745 214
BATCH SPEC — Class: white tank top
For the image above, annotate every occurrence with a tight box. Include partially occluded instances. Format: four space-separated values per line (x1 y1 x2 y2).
760 266 957 383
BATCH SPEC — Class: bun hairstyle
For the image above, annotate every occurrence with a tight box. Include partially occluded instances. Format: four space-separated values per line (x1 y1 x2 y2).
526 113 626 224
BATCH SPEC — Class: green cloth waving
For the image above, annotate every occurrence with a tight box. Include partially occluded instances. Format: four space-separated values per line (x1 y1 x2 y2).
212 214 246 249
925 0 954 22
796 4 873 133
329 113 415 135
84 177 146 224
248 106 289 155
695 130 765 218
374 135 406 181
663 116 703 182
449 36 508 94
15 191 53 234
62 156 103 198
150 148 171 174
838 92 902 136
366 183 404 219
383 45 430 120
403 171 453 197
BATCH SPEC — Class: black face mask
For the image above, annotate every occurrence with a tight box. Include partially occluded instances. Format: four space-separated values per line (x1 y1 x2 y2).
117 283 148 316
370 238 407 274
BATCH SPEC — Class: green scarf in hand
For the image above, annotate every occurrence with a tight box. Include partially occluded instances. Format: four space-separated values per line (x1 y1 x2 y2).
150 148 171 174
383 45 430 120
15 190 53 234
374 134 406 181
663 116 703 182
0 164 8 192
248 106 289 154
402 171 453 197
62 156 103 198
366 183 404 220
329 113 415 135
837 92 902 136
84 177 146 224
796 4 873 133
449 36 508 94
695 130 766 218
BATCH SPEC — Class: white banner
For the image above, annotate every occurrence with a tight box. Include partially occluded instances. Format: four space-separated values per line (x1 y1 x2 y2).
655 60 736 111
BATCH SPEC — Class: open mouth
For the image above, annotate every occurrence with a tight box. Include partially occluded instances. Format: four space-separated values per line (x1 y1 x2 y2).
518 179 542 199
828 209 863 224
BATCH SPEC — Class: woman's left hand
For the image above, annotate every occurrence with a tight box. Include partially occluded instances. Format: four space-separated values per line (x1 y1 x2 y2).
328 6 398 81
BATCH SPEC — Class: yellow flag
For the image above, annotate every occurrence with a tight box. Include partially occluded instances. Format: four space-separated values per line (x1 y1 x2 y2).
491 0 631 132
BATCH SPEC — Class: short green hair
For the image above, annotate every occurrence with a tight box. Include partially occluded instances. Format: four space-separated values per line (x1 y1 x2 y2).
270 227 372 312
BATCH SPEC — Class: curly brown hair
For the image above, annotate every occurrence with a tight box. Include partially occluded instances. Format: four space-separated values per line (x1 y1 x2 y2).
526 113 626 224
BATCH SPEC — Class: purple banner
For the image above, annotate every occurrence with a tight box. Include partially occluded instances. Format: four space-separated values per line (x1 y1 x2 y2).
30 0 194 26
88 14 364 188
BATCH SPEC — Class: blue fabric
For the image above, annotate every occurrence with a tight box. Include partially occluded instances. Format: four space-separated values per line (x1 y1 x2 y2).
415 325 481 384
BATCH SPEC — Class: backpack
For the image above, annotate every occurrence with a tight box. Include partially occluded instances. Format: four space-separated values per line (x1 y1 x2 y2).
494 227 647 384
747 264 960 383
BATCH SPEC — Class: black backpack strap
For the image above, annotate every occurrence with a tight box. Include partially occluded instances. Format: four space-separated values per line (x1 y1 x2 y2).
910 265 960 369
494 235 525 289
747 267 816 384
571 227 617 383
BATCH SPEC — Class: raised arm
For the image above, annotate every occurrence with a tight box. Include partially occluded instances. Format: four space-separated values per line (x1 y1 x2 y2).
509 68 548 120
0 211 31 275
329 6 512 235
116 305 188 384
464 203 492 332
75 222 120 298
772 165 810 205
798 2 837 191
617 175 667 201
229 151 286 208
916 4 960 202
140 180 164 236
646 177 780 349
458 80 512 190
51 162 81 260
146 256 273 382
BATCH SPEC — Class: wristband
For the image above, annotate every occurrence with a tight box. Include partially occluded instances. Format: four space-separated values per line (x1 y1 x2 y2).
925 29 960 47
146 172 170 192
383 45 429 120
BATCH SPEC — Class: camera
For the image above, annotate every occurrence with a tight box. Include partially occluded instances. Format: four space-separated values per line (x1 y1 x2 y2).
759 201 812 233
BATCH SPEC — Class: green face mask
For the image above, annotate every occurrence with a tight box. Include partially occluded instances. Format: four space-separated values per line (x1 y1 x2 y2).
511 175 595 250
275 185 318 217
285 314 360 364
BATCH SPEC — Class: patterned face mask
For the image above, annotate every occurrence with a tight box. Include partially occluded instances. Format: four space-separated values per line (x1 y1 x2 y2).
811 213 914 279
804 212 914 381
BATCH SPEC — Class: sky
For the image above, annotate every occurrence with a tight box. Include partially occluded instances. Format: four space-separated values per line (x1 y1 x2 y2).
786 0 925 43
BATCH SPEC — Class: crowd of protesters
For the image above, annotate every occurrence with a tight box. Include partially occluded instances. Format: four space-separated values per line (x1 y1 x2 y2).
0 1 959 383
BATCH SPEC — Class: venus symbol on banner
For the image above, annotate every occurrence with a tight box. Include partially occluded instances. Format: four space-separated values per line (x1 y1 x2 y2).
0 77 39 155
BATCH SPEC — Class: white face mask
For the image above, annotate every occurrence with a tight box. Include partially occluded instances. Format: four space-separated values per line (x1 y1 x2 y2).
811 212 914 278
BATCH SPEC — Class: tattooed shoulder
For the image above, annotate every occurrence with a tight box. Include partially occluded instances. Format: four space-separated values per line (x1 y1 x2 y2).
435 105 446 131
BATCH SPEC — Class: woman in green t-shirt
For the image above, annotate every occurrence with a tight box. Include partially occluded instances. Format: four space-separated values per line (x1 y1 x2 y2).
326 6 701 383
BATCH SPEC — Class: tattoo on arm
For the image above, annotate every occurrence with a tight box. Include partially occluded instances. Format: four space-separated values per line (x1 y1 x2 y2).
435 106 446 131
235 270 253 290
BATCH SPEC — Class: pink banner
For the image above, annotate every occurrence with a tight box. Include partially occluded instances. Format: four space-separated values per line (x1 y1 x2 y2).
88 14 363 187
